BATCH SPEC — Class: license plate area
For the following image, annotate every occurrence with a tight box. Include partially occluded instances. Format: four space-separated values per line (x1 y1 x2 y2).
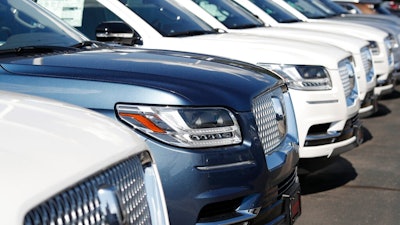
283 191 301 224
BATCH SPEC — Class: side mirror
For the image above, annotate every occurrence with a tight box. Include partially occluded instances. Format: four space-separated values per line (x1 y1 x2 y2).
95 21 142 45
349 9 359 14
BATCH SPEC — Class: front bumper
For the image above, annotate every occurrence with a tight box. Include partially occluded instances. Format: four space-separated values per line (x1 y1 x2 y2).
252 171 302 225
374 72 397 96
142 110 299 225
359 90 379 118
301 114 362 158
289 87 359 159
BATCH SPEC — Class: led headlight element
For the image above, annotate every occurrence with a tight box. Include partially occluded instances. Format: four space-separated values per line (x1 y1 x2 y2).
116 105 242 148
258 63 332 91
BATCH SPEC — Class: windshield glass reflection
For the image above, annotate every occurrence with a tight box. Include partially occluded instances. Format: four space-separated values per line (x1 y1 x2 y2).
193 0 264 29
123 0 216 36
249 0 303 23
0 0 85 50
283 0 329 19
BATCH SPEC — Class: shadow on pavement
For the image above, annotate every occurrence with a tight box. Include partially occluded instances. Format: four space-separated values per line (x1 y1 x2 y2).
298 156 357 195
297 116 375 195
359 124 372 144
368 103 391 118
379 88 400 101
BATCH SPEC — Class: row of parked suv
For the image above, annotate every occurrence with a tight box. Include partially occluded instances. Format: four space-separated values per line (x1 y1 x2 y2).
1 0 399 224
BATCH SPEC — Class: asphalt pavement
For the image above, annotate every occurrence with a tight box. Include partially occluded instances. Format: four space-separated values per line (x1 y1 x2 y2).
296 84 400 225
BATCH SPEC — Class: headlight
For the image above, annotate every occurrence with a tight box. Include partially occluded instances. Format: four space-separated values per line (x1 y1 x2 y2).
258 64 332 91
368 41 380 55
116 105 242 148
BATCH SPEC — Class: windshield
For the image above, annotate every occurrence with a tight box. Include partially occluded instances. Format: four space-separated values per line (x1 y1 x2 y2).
315 0 349 15
34 0 217 38
305 0 343 16
249 0 302 23
123 0 216 37
0 0 86 50
283 0 330 19
192 0 264 29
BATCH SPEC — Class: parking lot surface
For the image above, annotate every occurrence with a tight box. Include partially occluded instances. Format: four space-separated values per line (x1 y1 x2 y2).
296 85 400 225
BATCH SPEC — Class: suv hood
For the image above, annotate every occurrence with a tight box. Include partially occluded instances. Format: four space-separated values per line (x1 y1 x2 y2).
327 17 400 34
228 26 369 53
288 20 389 40
148 32 350 68
343 13 400 26
0 47 281 111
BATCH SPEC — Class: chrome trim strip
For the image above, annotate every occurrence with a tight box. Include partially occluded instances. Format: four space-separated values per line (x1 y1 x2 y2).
196 161 256 171
196 208 260 225
306 131 341 141
306 100 339 104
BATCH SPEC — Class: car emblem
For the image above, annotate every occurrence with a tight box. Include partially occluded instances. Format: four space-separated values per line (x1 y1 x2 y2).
271 96 286 137
97 184 125 225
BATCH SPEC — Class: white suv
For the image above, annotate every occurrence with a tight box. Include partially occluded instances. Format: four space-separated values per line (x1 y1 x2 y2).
0 91 169 225
236 0 395 96
179 0 377 118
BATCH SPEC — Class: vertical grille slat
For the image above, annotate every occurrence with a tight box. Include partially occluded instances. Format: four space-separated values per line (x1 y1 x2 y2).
252 87 286 155
24 155 152 225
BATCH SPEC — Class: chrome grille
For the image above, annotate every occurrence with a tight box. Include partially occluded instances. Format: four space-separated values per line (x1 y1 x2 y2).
252 87 286 155
384 36 394 66
24 155 152 225
360 46 374 82
339 58 358 107
338 61 352 97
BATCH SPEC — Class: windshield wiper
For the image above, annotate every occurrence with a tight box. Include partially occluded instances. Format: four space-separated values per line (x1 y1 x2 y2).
279 19 303 23
70 40 109 49
0 45 77 56
0 41 110 56
309 15 328 19
231 24 263 29
324 14 338 18
166 30 217 37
